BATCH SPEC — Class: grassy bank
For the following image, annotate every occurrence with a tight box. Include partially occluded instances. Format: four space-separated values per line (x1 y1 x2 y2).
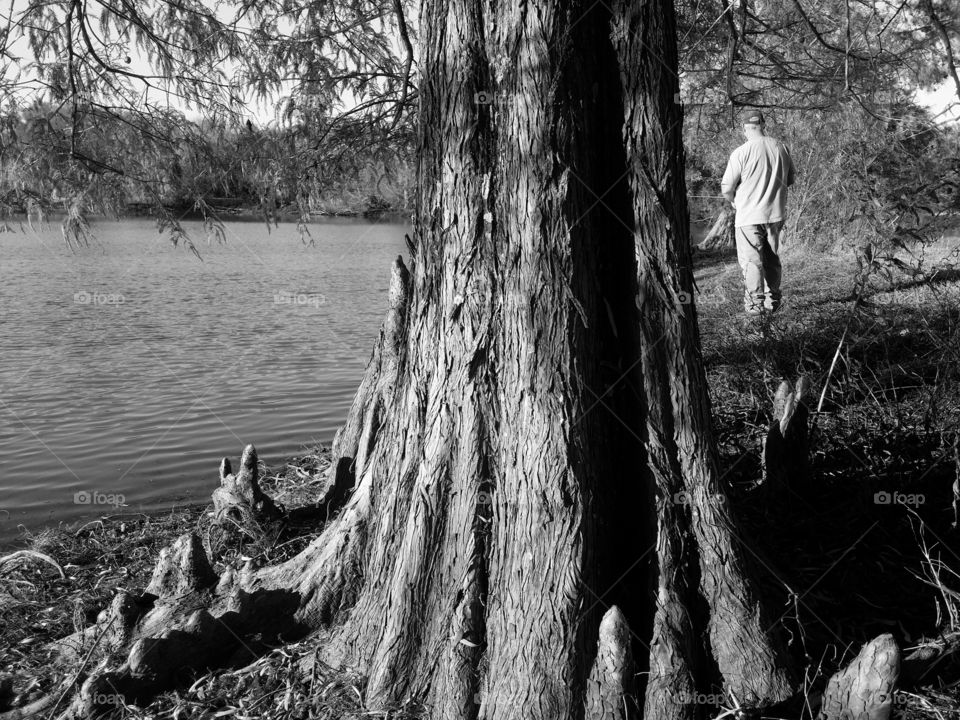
126 196 412 222
1 237 959 718
695 236 960 717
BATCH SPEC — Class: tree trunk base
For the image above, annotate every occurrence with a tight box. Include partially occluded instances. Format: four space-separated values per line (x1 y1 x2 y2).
696 209 735 252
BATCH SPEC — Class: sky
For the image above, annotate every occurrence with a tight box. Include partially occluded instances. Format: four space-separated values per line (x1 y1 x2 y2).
916 79 960 125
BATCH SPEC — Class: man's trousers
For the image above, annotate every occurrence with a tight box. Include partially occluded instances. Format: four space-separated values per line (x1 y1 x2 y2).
735 221 783 313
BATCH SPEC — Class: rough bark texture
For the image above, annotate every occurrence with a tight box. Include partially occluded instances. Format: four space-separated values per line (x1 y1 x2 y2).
697 209 735 251
613 0 797 709
211 445 282 531
145 533 217 599
584 607 635 720
315 3 648 718
819 634 900 720
9 1 802 718
763 377 811 501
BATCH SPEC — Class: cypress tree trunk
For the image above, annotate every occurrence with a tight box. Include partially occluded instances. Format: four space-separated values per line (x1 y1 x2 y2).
16 1 800 718
613 0 795 712
317 3 650 716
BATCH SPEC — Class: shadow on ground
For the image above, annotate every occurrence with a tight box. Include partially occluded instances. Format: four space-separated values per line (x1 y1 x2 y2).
695 244 960 698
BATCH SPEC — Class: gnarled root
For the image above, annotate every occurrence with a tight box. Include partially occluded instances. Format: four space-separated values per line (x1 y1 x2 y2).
212 444 283 538
146 533 217 598
329 255 410 480
763 376 811 502
585 606 636 720
51 530 308 719
818 634 899 720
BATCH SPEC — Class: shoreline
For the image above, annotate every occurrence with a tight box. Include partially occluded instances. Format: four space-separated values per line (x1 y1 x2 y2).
126 201 412 223
2 200 413 225
0 445 333 680
0 445 332 553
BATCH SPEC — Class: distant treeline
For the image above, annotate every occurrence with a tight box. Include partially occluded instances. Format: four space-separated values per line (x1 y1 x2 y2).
0 104 415 222
2 99 958 248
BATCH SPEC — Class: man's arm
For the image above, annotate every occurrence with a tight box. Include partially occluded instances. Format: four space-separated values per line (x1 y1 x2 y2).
720 154 739 207
783 144 796 187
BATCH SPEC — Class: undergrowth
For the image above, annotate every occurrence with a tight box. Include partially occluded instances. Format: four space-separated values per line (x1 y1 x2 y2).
697 233 960 717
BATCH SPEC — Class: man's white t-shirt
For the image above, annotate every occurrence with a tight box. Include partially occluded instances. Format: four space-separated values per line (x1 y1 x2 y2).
721 136 796 227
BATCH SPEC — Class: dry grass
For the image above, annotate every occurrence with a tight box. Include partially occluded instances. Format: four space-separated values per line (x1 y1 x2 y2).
119 640 424 720
0 446 337 715
202 449 335 569
0 506 207 707
694 234 960 716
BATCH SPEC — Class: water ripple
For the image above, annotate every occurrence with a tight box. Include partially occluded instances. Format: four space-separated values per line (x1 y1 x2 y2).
0 217 408 545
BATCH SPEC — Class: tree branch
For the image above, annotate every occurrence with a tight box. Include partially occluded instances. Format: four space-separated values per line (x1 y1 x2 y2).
722 0 738 119
790 0 873 60
390 0 414 131
920 0 960 103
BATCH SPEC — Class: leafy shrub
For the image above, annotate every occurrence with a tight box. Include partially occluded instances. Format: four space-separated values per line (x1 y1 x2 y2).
684 103 960 252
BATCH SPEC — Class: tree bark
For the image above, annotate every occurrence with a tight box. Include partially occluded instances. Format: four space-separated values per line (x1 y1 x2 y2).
613 0 797 709
697 208 735 251
763 377 811 502
317 4 650 717
11 1 801 718
585 607 635 720
210 445 282 545
819 634 899 720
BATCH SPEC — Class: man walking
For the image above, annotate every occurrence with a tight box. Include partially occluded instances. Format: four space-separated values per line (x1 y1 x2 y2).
721 110 796 315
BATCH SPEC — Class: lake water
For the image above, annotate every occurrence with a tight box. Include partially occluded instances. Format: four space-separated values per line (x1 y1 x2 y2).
0 216 409 547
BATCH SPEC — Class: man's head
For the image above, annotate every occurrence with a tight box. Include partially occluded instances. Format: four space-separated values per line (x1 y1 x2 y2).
741 110 766 138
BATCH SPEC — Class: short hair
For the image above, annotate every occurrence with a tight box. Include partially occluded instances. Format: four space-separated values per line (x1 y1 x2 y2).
742 110 765 125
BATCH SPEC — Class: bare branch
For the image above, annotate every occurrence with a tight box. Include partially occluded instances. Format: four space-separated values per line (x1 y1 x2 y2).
920 0 960 103
390 0 413 131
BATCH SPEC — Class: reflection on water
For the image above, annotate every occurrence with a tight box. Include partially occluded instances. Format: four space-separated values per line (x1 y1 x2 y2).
0 216 408 546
